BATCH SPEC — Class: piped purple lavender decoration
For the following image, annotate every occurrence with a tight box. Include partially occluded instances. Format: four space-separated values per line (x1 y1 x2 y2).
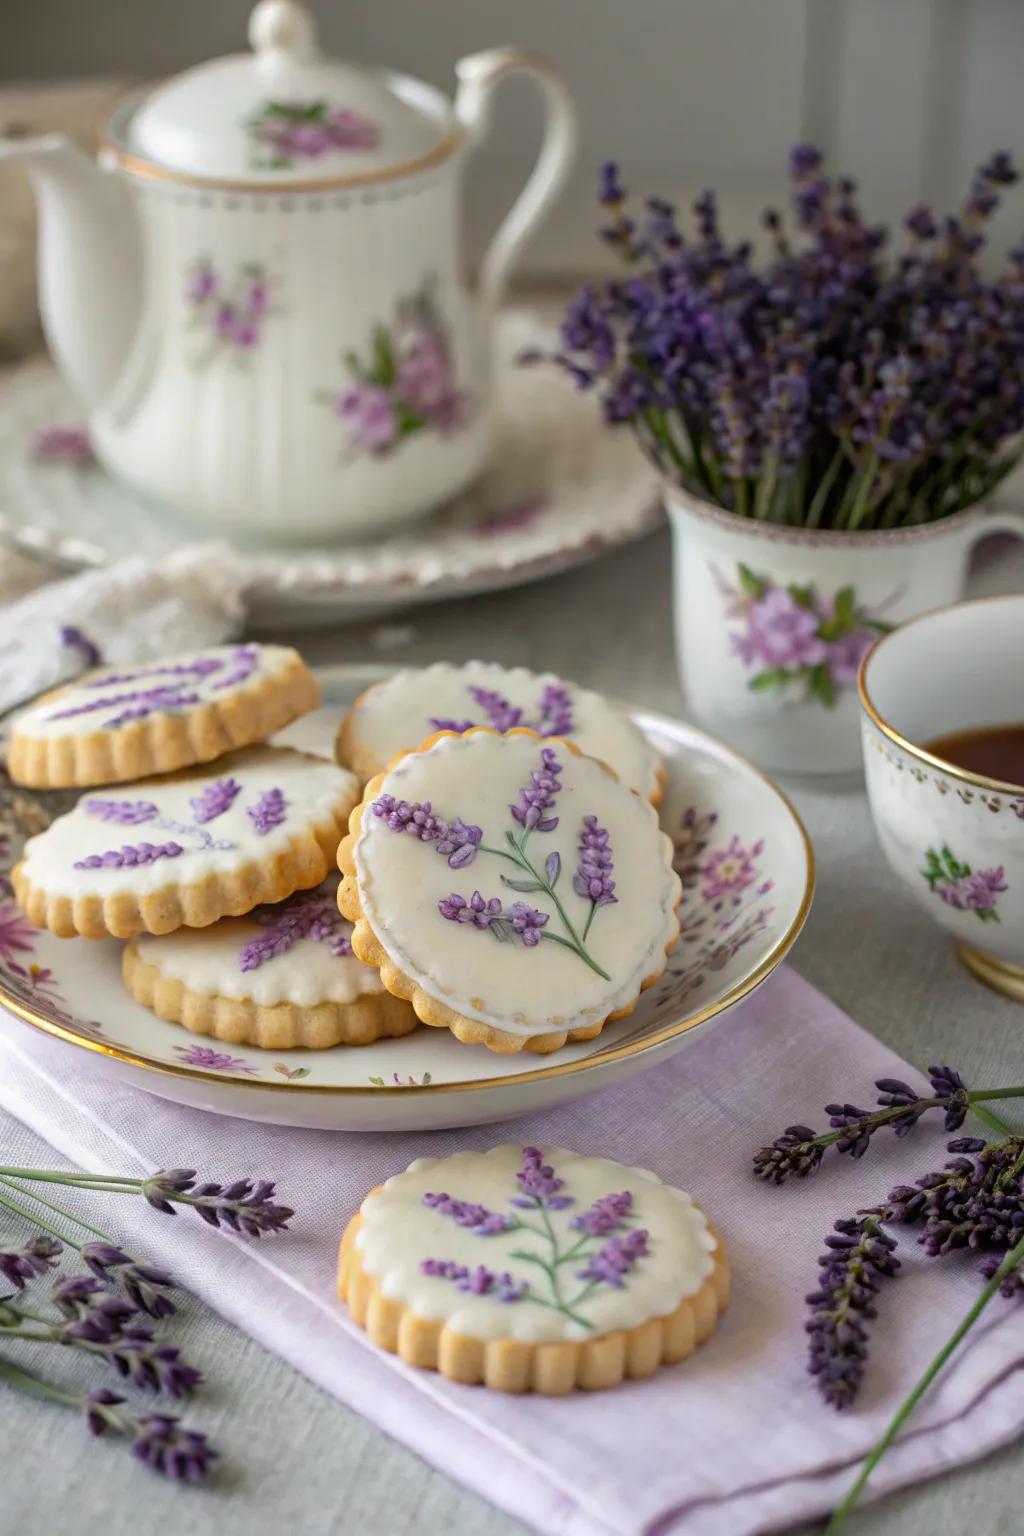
511 1146 574 1211
574 815 617 912
575 1228 650 1288
247 788 287 836
571 1191 633 1236
210 644 259 691
74 842 184 870
49 687 202 725
422 1193 512 1234
437 891 549 947
535 683 574 737
189 777 241 825
419 1259 527 1302
371 794 482 870
510 747 562 832
468 686 523 732
83 800 159 825
430 680 575 738
239 887 352 971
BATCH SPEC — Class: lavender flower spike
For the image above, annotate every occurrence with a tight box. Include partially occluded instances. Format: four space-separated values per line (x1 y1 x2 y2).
572 1191 633 1236
510 747 562 832
247 787 287 836
806 1215 900 1409
85 1392 218 1483
509 901 549 946
511 1146 574 1210
576 1228 650 1287
370 795 481 869
0 1234 63 1289
83 799 159 825
573 815 617 906
74 841 184 870
420 1258 527 1302
535 682 574 737
190 777 241 825
422 1192 512 1234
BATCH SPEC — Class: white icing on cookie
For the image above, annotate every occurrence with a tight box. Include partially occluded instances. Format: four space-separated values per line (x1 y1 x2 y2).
14 644 297 741
357 1145 717 1343
134 883 382 1007
354 732 680 1036
19 747 357 898
346 661 662 798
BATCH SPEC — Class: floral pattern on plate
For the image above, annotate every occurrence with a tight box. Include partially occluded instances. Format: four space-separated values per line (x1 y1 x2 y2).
921 844 1006 923
717 564 890 707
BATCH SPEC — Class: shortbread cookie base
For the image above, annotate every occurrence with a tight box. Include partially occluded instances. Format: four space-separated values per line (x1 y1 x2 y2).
122 941 417 1050
337 729 680 1055
338 1202 729 1395
334 683 667 809
13 813 349 941
9 652 320 790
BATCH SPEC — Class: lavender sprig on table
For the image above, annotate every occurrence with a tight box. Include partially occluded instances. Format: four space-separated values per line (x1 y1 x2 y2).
752 1064 1018 1181
543 148 1024 531
806 1217 900 1409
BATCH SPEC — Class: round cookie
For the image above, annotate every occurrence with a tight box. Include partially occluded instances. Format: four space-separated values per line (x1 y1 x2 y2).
337 727 681 1053
338 1145 729 1395
335 661 664 803
8 643 320 789
122 879 416 1050
13 746 359 940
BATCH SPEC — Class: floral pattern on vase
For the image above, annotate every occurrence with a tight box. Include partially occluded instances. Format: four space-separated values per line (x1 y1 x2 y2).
921 845 1006 923
325 279 470 459
246 101 378 170
185 260 274 363
716 564 890 707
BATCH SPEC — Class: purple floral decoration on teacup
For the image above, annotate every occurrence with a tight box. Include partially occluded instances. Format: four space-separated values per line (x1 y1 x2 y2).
921 844 1006 923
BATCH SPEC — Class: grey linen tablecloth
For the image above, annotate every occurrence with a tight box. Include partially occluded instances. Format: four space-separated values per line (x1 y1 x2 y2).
3 527 1023 1536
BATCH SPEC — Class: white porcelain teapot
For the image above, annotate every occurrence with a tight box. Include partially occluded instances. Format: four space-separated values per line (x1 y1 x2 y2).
3 0 576 542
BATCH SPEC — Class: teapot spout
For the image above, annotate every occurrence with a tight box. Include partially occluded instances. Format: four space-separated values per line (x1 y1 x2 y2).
0 134 141 409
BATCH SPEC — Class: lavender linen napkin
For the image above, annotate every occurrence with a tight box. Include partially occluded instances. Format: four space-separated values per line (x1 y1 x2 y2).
0 967 1021 1536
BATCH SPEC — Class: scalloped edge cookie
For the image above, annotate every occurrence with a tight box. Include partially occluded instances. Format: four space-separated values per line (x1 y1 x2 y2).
337 727 681 1055
8 647 321 790
335 665 666 807
12 752 358 941
121 940 418 1050
338 1195 729 1395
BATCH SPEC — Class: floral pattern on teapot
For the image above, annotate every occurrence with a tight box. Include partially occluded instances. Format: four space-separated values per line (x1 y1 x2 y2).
324 279 471 459
246 100 379 170
185 259 276 364
716 563 890 708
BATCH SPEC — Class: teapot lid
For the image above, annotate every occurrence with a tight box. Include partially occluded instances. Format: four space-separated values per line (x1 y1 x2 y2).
117 0 458 187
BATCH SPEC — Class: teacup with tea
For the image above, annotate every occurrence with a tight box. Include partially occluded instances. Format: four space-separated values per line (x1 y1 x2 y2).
860 594 1024 998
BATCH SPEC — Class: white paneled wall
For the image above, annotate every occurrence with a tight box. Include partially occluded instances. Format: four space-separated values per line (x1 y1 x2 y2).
3 0 1021 276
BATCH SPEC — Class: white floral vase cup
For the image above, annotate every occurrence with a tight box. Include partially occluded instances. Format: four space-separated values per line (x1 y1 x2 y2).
0 0 577 542
667 489 1024 779
860 593 1024 999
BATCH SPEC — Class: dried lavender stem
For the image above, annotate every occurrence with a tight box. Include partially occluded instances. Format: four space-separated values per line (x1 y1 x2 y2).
827 1231 1024 1533
0 1175 107 1244
0 1184 80 1248
0 1356 80 1410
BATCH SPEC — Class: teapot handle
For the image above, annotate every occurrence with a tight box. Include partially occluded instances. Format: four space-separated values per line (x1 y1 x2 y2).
455 48 577 316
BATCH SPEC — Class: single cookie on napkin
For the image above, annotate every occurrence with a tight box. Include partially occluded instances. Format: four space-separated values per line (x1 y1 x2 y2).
337 727 681 1054
13 746 358 939
8 642 319 789
338 1144 728 1394
336 660 665 803
123 877 416 1050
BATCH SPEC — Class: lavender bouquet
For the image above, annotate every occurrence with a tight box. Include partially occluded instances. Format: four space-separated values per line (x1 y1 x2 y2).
550 148 1023 531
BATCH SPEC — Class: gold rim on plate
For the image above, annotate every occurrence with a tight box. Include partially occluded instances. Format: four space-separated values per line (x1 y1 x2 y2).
0 688 815 1095
858 591 1024 797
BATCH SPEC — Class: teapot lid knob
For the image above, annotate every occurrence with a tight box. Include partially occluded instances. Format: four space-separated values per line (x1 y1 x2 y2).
248 0 319 64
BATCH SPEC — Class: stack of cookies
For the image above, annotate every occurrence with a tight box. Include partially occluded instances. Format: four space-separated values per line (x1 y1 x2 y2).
9 650 683 1059
7 643 414 1051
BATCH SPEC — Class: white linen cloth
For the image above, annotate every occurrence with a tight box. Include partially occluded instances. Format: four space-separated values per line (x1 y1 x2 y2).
0 967 1021 1536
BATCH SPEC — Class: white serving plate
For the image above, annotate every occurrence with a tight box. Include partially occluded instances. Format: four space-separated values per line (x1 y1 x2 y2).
0 314 662 630
0 666 814 1130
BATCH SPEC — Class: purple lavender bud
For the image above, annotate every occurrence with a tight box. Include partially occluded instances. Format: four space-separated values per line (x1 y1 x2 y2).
247 788 287 837
789 143 823 178
130 1414 218 1480
420 1257 527 1303
421 1192 512 1234
599 161 626 207
85 1388 127 1437
240 888 352 971
0 1234 62 1289
60 625 102 667
190 777 241 825
508 901 549 946
573 814 617 907
806 1216 900 1409
512 1146 574 1209
82 1242 178 1320
535 682 574 737
83 799 159 824
753 1125 825 1182
571 1191 633 1236
576 1228 650 1288
510 748 562 833
74 841 184 870
466 686 523 732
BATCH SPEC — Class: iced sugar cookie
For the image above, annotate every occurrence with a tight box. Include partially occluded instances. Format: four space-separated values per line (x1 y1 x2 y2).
13 747 359 940
337 728 681 1053
122 879 416 1050
8 643 320 789
338 1145 729 1395
335 661 664 803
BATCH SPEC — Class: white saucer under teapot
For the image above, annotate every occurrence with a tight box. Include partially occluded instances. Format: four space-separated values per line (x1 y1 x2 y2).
2 0 577 542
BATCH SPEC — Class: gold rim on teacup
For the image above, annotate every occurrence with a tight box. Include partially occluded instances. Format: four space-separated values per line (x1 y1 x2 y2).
858 592 1024 798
